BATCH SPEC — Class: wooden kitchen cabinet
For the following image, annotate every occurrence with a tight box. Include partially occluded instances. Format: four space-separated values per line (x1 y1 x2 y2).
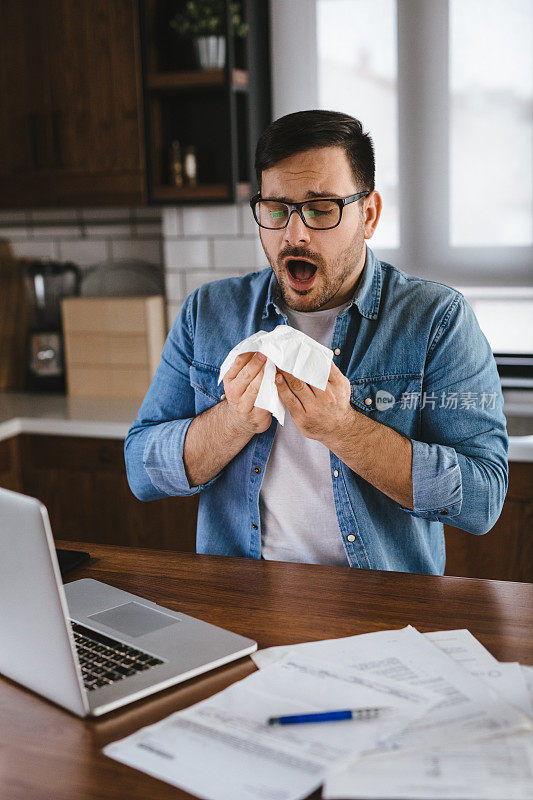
45 0 146 206
0 437 22 492
0 0 145 208
1 0 272 209
445 460 533 582
1 434 198 552
0 0 53 207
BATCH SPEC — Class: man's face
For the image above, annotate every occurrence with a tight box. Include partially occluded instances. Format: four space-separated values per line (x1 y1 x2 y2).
258 146 379 312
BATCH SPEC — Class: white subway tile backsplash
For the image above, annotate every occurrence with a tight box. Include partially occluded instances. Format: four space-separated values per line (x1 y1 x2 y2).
164 238 210 269
184 269 248 297
110 239 162 264
4 203 267 319
0 211 30 225
238 201 258 236
30 208 80 223
255 239 268 268
58 239 107 266
31 225 83 239
182 204 239 236
133 206 163 220
0 227 30 240
133 221 163 237
11 240 58 260
84 224 133 238
80 207 132 222
162 207 182 237
166 300 185 330
164 270 184 300
213 236 267 269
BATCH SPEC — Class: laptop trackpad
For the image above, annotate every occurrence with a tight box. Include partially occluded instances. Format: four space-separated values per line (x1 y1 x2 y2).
88 602 179 638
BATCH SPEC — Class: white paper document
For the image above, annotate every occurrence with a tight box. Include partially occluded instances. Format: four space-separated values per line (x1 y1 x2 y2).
522 664 533 702
424 629 499 670
104 653 436 800
218 325 333 425
252 626 530 753
317 628 533 800
425 629 533 717
105 626 532 800
324 731 533 800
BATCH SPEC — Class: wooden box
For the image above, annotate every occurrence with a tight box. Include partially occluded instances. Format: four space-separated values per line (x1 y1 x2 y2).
61 296 166 400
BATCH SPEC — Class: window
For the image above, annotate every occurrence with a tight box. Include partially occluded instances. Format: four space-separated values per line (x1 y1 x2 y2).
270 0 533 285
450 0 533 247
317 0 398 249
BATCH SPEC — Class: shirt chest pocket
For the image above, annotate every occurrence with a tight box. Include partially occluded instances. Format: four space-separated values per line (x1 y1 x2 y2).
189 363 224 415
350 374 422 439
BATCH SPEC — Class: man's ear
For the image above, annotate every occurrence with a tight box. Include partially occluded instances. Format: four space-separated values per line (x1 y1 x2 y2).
364 191 382 239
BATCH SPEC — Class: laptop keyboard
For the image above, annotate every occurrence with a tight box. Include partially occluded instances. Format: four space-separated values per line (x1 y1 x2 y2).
71 621 164 692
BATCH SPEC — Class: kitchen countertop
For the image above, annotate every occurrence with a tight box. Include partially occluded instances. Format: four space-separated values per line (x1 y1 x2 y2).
0 390 532 461
0 392 140 441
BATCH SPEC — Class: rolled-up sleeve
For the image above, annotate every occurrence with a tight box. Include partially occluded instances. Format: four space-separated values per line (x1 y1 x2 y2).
402 294 508 534
124 291 220 500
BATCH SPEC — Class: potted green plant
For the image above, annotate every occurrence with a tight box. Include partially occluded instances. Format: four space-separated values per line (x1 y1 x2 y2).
170 1 248 70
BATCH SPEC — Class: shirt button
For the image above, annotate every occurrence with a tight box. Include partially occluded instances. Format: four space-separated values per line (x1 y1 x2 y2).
441 509 448 515
333 469 339 478
364 397 372 406
252 523 258 530
346 534 356 543
220 393 226 400
334 348 341 356
254 467 261 474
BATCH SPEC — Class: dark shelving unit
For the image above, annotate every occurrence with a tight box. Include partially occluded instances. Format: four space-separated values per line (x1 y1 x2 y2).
138 0 271 205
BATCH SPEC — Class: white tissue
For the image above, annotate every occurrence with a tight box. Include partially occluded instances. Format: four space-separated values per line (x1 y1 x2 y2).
218 325 333 425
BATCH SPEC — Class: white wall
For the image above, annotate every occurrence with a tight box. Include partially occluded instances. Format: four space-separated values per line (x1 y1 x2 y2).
269 0 319 118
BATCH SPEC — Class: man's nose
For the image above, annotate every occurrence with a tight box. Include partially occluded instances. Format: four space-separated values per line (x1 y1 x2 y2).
283 210 311 245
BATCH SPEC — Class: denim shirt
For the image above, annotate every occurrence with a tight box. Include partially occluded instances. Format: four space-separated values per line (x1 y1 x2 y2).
125 246 508 574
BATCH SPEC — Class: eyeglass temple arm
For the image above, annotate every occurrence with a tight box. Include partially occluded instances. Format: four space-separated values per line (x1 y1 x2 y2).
342 191 371 206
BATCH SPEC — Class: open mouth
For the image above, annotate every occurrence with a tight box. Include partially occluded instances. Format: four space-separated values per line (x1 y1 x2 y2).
286 259 318 289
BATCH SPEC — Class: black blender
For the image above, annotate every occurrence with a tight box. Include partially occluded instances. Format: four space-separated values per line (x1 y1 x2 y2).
25 260 80 392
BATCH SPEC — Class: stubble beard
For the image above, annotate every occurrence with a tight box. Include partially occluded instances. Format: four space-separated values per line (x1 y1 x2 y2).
263 225 365 313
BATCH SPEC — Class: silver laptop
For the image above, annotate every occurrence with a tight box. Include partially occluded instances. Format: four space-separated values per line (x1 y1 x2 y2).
0 487 257 717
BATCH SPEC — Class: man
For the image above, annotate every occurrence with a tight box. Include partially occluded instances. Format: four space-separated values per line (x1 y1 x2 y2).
125 110 508 574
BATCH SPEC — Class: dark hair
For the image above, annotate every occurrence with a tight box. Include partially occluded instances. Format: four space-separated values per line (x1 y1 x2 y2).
255 110 375 192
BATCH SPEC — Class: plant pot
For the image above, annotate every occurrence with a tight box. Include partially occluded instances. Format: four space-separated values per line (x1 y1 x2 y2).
193 36 226 69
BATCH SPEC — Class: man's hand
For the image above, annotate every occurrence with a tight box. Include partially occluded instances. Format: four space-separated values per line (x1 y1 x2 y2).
184 352 270 487
223 352 272 435
275 361 352 447
275 361 413 507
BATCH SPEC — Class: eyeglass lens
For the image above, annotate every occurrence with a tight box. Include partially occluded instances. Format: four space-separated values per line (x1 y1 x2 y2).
256 200 341 229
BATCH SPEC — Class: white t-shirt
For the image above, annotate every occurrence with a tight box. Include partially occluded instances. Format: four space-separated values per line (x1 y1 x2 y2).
260 298 352 565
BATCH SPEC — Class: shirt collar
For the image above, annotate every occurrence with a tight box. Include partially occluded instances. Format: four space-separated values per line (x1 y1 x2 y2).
262 245 382 321
350 245 382 320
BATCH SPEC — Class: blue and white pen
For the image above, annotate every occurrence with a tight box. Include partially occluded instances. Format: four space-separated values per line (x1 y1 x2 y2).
267 707 391 726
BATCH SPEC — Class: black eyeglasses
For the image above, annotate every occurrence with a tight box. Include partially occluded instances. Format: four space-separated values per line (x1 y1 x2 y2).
250 191 370 230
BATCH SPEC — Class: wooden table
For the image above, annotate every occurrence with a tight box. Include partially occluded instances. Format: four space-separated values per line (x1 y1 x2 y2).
2 542 533 800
